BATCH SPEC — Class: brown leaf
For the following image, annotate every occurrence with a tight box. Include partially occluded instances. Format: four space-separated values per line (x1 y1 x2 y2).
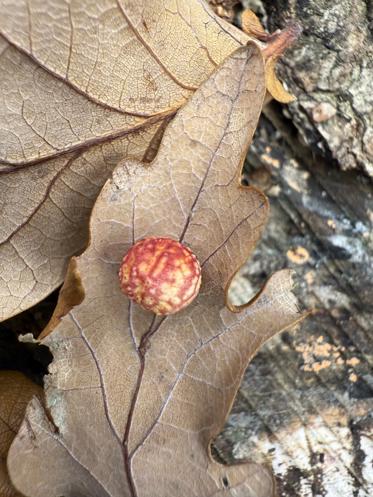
38 257 85 340
265 56 296 104
241 9 267 39
209 0 240 22
8 45 305 497
0 371 42 497
0 0 249 322
0 0 300 323
241 10 297 104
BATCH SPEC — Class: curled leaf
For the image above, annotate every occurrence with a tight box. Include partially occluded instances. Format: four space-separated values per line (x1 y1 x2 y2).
241 9 267 40
0 371 42 497
265 56 296 104
241 9 298 104
38 258 85 340
8 44 305 497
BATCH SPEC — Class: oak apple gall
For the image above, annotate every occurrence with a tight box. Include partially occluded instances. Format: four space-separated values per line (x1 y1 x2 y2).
119 237 202 315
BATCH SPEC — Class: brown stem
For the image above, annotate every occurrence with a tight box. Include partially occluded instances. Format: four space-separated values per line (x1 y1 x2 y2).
262 22 303 59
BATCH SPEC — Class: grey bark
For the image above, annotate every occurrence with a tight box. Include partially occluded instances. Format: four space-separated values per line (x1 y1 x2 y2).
263 0 373 176
213 2 373 494
216 110 373 497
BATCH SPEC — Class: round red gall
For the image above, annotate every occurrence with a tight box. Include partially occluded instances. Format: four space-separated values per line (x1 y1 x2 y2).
118 237 202 315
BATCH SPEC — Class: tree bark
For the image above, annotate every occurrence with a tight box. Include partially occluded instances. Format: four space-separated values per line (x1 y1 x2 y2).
215 111 373 497
209 4 373 494
263 0 373 176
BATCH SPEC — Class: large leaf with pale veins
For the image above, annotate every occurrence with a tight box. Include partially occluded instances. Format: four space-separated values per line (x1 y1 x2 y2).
0 0 251 321
8 45 304 497
0 371 42 497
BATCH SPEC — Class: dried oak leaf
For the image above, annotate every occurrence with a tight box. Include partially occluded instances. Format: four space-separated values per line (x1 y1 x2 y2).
0 0 299 323
241 10 297 104
0 0 250 321
0 371 42 497
8 45 304 497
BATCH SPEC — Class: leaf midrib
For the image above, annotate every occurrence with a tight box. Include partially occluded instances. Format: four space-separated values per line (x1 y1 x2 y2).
0 108 176 171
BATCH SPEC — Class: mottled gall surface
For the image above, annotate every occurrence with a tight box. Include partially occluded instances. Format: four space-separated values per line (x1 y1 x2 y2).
119 237 202 315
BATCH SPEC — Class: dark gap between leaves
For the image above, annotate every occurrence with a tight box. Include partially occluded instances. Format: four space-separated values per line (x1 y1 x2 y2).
0 287 58 385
